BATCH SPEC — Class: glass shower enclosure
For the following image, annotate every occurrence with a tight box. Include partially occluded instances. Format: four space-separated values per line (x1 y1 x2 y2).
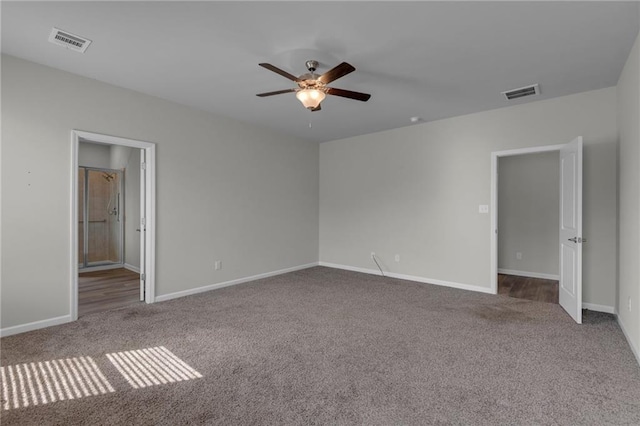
78 167 124 268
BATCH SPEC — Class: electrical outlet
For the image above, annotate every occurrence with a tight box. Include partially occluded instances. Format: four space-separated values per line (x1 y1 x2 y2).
479 205 489 214
214 260 222 270
516 252 522 260
395 254 400 262
629 296 632 312
371 252 376 258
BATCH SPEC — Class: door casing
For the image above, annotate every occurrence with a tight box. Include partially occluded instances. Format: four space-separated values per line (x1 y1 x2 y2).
71 130 156 321
490 142 584 322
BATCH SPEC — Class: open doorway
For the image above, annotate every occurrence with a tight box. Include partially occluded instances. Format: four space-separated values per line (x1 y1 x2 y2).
77 142 139 315
490 139 584 323
71 131 156 320
496 151 560 304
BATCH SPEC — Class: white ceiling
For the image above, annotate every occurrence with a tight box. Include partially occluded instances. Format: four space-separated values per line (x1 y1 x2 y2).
2 1 638 142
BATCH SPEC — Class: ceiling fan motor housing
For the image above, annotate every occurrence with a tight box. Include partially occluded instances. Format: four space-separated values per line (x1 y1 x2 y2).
305 60 319 73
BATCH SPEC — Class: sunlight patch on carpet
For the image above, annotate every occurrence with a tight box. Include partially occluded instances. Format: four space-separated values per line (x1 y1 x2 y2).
106 346 202 389
1 357 114 410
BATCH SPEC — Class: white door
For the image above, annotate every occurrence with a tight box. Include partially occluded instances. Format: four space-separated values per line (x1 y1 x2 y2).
139 149 146 302
559 137 583 323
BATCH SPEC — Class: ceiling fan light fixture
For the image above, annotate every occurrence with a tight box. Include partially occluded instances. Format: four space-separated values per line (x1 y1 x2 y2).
296 88 326 109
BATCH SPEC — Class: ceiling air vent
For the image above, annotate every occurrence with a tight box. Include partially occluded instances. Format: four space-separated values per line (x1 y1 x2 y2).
502 84 539 101
48 28 91 53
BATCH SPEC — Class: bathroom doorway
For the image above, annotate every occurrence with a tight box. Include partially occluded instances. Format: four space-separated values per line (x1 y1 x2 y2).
71 130 156 320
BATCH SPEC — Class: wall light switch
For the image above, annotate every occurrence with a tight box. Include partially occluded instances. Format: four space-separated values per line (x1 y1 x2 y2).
479 205 489 214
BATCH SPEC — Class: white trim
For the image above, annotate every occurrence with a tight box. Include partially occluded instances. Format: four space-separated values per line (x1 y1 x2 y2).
74 130 155 149
71 138 79 320
319 262 383 276
497 268 559 281
582 303 615 314
0 315 72 338
318 262 494 294
616 315 640 366
155 263 319 302
490 144 565 295
124 263 141 273
145 145 156 303
79 263 124 273
491 144 565 158
71 130 156 320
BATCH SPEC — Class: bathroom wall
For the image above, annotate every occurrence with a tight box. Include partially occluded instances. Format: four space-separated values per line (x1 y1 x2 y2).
110 146 141 269
78 142 110 168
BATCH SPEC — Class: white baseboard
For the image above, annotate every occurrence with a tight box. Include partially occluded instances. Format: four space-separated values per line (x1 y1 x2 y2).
498 268 560 280
124 263 141 273
1 263 319 337
1 315 72 338
616 315 640 367
79 263 123 273
155 263 320 303
318 262 494 294
582 303 615 314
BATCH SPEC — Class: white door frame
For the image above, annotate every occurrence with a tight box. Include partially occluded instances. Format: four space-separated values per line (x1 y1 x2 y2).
70 130 156 321
490 144 564 294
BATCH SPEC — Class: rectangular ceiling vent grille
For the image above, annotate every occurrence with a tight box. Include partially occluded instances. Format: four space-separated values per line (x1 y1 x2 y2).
502 84 539 100
48 28 91 53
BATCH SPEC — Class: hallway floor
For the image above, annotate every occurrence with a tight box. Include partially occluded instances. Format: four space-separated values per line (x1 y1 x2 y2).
79 268 141 316
498 274 559 304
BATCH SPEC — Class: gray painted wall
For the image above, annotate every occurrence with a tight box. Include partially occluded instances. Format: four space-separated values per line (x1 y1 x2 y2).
78 142 110 169
320 87 617 309
122 148 141 269
109 145 141 268
498 152 559 277
617 30 640 359
1 55 319 329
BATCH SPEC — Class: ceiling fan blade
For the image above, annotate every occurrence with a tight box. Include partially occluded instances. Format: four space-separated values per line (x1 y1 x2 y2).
256 88 297 97
259 63 301 82
311 104 322 112
318 62 356 84
326 87 371 102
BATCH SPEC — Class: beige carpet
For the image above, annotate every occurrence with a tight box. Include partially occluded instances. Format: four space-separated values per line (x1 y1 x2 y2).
2 266 639 425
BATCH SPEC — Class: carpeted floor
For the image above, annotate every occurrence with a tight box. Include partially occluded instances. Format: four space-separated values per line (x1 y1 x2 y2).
2 266 639 425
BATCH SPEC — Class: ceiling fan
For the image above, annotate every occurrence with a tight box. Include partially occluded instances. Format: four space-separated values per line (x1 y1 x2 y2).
256 60 371 111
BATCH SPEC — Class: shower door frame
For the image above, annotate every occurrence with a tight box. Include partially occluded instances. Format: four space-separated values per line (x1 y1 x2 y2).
71 130 156 321
78 166 125 269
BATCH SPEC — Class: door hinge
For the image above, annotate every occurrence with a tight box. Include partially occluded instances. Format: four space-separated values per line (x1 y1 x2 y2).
141 273 146 281
141 162 146 170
